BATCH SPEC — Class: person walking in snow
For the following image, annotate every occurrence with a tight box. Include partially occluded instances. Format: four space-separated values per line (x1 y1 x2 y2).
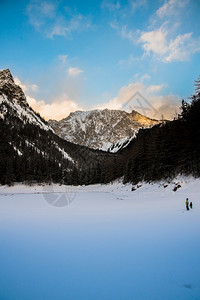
186 198 189 210
190 201 193 209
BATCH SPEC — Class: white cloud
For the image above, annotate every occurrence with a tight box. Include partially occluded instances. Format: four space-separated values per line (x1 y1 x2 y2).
68 67 83 77
29 84 38 92
138 25 200 62
139 25 168 56
47 14 92 39
101 1 120 11
27 95 82 120
14 77 38 93
26 1 56 30
14 75 83 120
94 81 181 120
40 2 56 17
118 55 138 68
156 0 189 18
110 22 139 44
27 1 92 38
14 72 180 121
69 14 92 31
140 73 151 82
146 84 166 94
130 0 147 12
47 22 70 38
166 33 200 62
121 25 138 43
110 0 199 63
58 54 68 64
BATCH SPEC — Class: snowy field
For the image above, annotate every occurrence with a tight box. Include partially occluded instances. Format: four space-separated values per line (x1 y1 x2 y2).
0 177 200 300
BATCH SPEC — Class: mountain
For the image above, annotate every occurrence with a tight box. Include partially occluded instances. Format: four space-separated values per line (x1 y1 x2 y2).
1 68 199 186
49 109 161 152
0 69 120 185
121 81 200 184
0 69 52 131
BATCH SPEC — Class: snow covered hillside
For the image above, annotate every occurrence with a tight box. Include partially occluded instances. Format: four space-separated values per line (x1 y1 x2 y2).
0 69 52 131
0 176 200 300
0 69 119 185
0 69 79 184
49 109 161 152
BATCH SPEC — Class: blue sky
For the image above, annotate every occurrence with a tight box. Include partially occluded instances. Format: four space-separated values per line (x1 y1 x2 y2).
0 0 200 120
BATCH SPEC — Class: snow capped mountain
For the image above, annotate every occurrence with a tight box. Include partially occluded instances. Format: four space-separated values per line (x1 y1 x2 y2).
0 69 79 184
0 69 52 131
0 69 123 185
49 109 161 152
1 69 199 186
0 69 27 105
0 69 161 155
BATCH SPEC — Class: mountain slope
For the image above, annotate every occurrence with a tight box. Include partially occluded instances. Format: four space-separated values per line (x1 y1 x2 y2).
1 69 199 186
121 81 200 184
49 109 161 152
0 69 119 185
0 69 52 131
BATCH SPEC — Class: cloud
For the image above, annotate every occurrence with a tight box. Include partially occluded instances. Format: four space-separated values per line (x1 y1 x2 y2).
118 55 138 68
39 1 56 17
139 25 168 56
156 0 189 18
27 95 82 120
110 0 200 63
101 1 120 11
26 1 92 38
26 1 56 30
139 73 151 82
146 84 166 93
47 22 70 38
47 14 92 39
130 0 147 12
165 33 200 62
15 72 180 120
110 22 140 44
138 25 200 62
68 67 83 77
14 74 83 120
94 81 181 120
120 25 138 43
14 77 38 92
58 54 68 64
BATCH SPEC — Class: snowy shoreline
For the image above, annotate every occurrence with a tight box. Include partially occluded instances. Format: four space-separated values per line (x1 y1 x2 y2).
0 175 199 195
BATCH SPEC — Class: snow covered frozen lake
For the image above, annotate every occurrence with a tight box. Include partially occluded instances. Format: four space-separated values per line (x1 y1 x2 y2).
0 177 200 300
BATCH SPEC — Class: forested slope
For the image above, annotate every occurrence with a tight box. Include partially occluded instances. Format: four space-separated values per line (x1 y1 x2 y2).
122 78 200 184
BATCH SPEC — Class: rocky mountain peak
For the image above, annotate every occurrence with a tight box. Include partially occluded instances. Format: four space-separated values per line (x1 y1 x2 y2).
0 69 52 131
0 69 27 106
49 109 161 152
0 69 14 83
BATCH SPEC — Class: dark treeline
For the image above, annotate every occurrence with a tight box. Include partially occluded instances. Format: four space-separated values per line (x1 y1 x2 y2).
122 77 200 184
0 78 200 186
0 102 121 185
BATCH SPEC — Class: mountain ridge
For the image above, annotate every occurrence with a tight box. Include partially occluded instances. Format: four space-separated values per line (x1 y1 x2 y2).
0 69 27 107
49 108 161 152
0 69 52 131
0 68 120 185
1 68 199 186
